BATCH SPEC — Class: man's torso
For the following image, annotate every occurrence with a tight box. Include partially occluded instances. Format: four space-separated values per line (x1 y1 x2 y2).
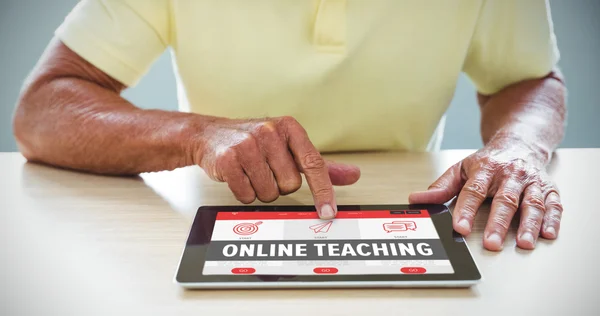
169 0 483 152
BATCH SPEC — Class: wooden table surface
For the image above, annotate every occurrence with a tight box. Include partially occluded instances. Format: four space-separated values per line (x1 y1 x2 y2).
2 149 599 315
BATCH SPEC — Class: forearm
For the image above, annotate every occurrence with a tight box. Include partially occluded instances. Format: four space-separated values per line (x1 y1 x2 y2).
14 78 201 175
478 70 567 164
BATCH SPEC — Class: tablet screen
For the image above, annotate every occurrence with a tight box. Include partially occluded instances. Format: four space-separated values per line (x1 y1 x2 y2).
202 210 453 276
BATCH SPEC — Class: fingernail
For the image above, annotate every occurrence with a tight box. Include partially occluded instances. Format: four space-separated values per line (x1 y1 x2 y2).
319 204 335 219
520 232 536 247
545 226 557 238
457 219 471 233
486 233 503 249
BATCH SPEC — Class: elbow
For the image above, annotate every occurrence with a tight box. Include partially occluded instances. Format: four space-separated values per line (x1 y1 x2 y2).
12 82 48 162
13 97 39 161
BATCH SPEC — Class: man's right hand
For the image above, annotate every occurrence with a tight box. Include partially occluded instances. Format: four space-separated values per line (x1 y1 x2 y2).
192 116 361 219
13 40 359 219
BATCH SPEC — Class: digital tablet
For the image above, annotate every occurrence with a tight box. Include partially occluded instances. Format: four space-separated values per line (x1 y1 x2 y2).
175 204 481 289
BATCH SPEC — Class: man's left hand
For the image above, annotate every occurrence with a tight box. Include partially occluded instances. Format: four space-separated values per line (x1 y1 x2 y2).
408 139 563 251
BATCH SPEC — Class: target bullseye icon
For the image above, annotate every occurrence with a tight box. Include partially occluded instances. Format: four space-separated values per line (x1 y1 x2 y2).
233 221 263 236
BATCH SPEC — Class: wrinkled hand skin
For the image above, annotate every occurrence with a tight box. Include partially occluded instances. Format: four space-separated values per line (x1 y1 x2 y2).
12 40 360 221
191 116 361 219
410 140 563 251
410 70 566 252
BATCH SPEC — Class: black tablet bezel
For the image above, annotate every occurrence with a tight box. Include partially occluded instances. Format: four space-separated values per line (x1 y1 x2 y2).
175 204 481 285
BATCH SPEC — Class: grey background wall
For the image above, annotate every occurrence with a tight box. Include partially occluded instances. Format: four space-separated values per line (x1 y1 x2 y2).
1 0 598 152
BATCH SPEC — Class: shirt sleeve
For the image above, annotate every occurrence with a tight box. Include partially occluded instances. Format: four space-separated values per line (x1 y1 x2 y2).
54 0 171 87
462 0 560 95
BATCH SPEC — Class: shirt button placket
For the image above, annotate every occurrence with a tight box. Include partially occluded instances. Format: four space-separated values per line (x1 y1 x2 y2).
312 0 347 54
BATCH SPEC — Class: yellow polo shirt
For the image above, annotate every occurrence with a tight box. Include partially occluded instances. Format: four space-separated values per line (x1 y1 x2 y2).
55 0 559 152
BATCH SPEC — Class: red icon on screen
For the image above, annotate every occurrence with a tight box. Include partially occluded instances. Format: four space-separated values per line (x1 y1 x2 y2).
400 267 426 274
383 221 417 232
309 221 333 233
313 267 339 274
233 221 263 235
231 268 256 274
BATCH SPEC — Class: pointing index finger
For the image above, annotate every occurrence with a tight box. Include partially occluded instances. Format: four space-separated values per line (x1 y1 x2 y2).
280 117 336 219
